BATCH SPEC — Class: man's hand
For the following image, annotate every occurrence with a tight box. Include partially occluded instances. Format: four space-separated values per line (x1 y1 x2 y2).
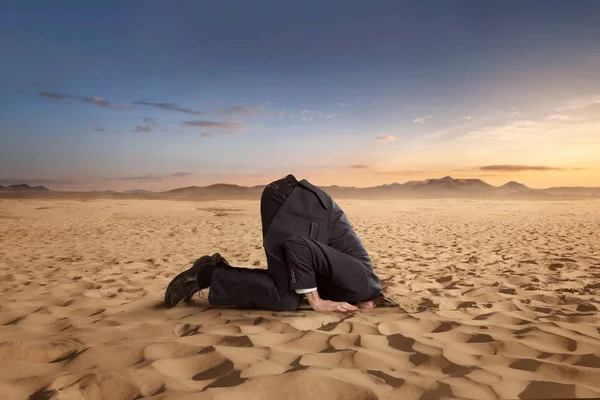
305 290 357 312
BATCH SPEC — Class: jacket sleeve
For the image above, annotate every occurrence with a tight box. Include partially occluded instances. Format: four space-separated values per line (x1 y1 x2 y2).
327 201 371 263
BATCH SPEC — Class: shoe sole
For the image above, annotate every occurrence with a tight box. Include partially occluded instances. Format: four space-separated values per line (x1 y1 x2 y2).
164 255 213 307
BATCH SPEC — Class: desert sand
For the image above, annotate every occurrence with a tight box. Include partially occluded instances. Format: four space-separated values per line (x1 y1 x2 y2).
1 198 599 400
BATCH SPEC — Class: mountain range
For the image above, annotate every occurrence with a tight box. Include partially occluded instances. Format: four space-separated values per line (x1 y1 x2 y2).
1 177 599 199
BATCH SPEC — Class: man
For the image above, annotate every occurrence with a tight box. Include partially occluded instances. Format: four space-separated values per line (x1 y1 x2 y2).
164 174 396 312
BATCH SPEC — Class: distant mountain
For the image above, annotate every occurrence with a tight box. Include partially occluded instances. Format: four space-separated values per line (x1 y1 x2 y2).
124 189 153 194
0 184 49 191
371 176 495 196
163 183 259 199
415 176 495 193
90 189 118 193
498 181 531 191
544 186 600 196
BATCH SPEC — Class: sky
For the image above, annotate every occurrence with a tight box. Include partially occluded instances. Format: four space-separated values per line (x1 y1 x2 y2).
1 0 600 191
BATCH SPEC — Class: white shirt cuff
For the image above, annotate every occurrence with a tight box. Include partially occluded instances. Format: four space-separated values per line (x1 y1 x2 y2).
295 287 317 294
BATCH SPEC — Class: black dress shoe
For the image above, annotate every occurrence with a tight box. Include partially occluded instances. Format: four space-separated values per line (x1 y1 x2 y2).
163 253 232 307
164 254 220 308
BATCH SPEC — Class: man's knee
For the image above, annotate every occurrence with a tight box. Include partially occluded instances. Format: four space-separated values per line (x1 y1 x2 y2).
275 294 303 311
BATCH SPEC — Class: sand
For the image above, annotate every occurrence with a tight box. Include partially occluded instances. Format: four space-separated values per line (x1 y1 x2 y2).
0 198 599 400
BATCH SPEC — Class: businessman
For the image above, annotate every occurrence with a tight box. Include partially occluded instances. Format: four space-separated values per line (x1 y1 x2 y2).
164 174 397 312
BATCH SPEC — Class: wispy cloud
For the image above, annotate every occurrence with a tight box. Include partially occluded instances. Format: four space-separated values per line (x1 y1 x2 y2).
350 164 370 169
199 132 213 138
301 109 313 122
213 105 265 117
104 172 194 182
375 169 429 176
83 96 113 107
326 113 336 119
557 94 600 111
182 120 244 133
104 175 164 182
463 116 472 120
547 114 571 120
141 117 160 125
132 125 152 132
423 122 473 140
171 172 192 177
412 115 432 123
93 128 106 132
38 91 132 110
0 178 80 186
39 91 68 99
480 165 565 172
375 135 396 142
134 100 204 115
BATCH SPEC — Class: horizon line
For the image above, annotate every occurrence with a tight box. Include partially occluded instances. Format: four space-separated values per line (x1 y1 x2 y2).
2 175 600 192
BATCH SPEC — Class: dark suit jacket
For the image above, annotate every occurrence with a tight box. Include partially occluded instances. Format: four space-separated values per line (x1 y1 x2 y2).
264 178 381 301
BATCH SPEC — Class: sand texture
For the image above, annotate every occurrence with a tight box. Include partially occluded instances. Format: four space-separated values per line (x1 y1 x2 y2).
1 198 599 400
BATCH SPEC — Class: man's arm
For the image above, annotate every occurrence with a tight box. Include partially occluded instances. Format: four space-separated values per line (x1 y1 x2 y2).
328 201 371 262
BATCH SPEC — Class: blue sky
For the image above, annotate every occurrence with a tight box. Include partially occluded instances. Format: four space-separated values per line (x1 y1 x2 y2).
1 0 600 190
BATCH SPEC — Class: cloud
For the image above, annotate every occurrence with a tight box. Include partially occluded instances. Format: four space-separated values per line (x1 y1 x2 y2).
93 128 106 132
376 169 429 176
132 125 152 132
424 122 473 140
105 172 198 182
479 165 564 172
39 92 205 114
0 178 80 186
135 100 204 115
141 117 160 125
213 105 265 117
375 135 396 142
83 96 132 110
182 120 243 132
104 175 163 182
38 91 131 110
412 115 432 123
82 96 110 107
326 114 336 119
464 116 472 120
547 114 571 120
27 81 44 87
372 102 380 106
39 91 69 100
199 132 213 138
350 164 370 169
557 94 600 111
301 109 313 122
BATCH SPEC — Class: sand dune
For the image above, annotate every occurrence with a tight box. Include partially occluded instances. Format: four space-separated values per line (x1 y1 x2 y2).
0 198 599 399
